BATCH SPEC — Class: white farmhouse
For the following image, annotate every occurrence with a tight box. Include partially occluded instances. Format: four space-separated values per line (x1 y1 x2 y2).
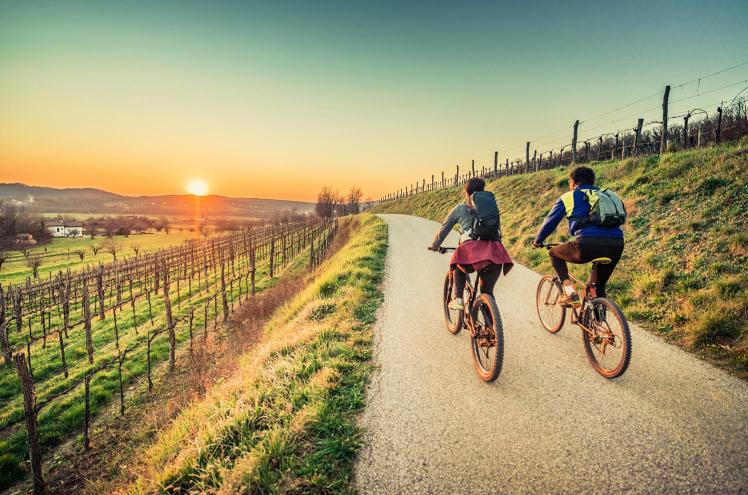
45 221 84 238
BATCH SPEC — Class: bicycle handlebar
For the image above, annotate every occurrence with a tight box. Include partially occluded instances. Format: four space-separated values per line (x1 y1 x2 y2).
428 246 456 254
534 242 558 250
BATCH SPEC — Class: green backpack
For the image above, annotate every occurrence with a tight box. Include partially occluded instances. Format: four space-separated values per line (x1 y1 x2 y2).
582 188 627 228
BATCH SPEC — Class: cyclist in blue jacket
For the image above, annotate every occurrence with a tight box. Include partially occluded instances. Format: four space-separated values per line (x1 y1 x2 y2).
532 166 624 305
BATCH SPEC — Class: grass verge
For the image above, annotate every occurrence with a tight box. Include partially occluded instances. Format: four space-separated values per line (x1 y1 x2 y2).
371 138 748 375
116 214 387 494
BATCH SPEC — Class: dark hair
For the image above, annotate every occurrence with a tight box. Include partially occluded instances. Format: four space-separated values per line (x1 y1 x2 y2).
465 177 485 195
570 166 595 185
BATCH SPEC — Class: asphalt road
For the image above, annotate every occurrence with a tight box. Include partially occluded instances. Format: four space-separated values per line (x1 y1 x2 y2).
354 214 748 495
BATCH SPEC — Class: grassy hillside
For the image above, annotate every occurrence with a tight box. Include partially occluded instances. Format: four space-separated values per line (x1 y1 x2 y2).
117 214 387 494
372 139 748 374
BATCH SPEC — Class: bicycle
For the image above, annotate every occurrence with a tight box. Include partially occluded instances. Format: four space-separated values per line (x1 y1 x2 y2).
534 243 631 378
435 247 504 382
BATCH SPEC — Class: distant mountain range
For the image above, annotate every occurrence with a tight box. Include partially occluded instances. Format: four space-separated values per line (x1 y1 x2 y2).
0 183 315 218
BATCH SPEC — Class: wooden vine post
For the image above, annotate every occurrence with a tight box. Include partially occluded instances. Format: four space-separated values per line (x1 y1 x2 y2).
162 260 175 372
83 282 94 363
0 286 11 366
97 266 105 319
84 372 91 449
220 256 229 322
572 120 579 163
269 234 275 278
14 353 45 494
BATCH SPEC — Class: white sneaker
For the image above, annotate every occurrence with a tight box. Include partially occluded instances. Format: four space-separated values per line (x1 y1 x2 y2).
448 298 464 311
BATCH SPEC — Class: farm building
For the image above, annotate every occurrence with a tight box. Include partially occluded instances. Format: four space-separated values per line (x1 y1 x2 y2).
45 220 84 237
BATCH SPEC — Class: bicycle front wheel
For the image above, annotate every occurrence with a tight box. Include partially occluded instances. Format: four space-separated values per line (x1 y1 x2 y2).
470 294 504 382
582 298 632 378
536 275 566 333
443 271 464 335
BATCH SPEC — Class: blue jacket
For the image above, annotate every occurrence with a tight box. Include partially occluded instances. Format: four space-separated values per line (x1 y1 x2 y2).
534 185 624 243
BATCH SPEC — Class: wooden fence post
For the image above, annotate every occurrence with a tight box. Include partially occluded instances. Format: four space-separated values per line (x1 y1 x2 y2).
572 120 579 163
613 134 619 159
716 105 723 144
633 118 643 155
660 85 671 153
524 142 530 174
14 353 45 494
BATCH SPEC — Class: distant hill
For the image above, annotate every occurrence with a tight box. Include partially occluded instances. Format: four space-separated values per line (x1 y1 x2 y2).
0 183 315 218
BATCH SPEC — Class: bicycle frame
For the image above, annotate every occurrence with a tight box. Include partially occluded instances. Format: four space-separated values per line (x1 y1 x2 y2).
455 269 479 336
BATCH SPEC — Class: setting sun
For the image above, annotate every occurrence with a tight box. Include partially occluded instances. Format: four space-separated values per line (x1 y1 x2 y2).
186 179 209 196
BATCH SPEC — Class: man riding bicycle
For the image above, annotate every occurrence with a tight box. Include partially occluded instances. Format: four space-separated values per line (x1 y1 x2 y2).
429 177 513 310
532 166 625 306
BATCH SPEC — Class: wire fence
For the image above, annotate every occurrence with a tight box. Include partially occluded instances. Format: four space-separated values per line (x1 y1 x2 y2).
378 63 748 202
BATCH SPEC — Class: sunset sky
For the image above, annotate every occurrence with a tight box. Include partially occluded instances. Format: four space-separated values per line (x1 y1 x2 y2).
1 0 747 202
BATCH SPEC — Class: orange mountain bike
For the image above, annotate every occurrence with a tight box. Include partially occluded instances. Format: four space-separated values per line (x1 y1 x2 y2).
438 247 504 382
535 243 631 378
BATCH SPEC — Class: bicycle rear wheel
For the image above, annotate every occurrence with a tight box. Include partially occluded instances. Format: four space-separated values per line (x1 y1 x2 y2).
536 275 566 333
582 298 631 378
470 294 504 382
443 271 464 335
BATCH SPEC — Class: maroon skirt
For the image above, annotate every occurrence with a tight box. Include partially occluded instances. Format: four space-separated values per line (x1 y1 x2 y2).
451 240 514 275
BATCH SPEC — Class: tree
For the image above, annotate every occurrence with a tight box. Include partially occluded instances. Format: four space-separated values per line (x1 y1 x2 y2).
0 248 7 272
0 201 50 248
346 186 363 215
198 223 210 239
159 216 171 234
102 237 121 261
103 217 118 237
90 244 101 256
316 187 341 218
75 250 85 261
86 225 100 239
131 244 141 257
27 255 42 278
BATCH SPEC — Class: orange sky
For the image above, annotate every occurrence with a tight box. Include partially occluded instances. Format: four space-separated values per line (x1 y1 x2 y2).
2 2 747 202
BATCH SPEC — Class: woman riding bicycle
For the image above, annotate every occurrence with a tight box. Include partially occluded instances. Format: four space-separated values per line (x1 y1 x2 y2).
428 177 513 310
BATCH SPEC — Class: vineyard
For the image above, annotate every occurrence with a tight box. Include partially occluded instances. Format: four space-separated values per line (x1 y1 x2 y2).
0 217 337 492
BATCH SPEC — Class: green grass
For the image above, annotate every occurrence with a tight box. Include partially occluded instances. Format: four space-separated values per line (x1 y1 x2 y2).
372 138 748 373
121 214 387 494
0 232 199 285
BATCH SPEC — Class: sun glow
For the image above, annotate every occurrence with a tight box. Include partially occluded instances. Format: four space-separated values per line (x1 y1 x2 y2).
186 179 209 196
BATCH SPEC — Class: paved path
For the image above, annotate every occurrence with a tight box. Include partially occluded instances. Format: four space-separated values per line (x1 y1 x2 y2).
354 214 748 495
